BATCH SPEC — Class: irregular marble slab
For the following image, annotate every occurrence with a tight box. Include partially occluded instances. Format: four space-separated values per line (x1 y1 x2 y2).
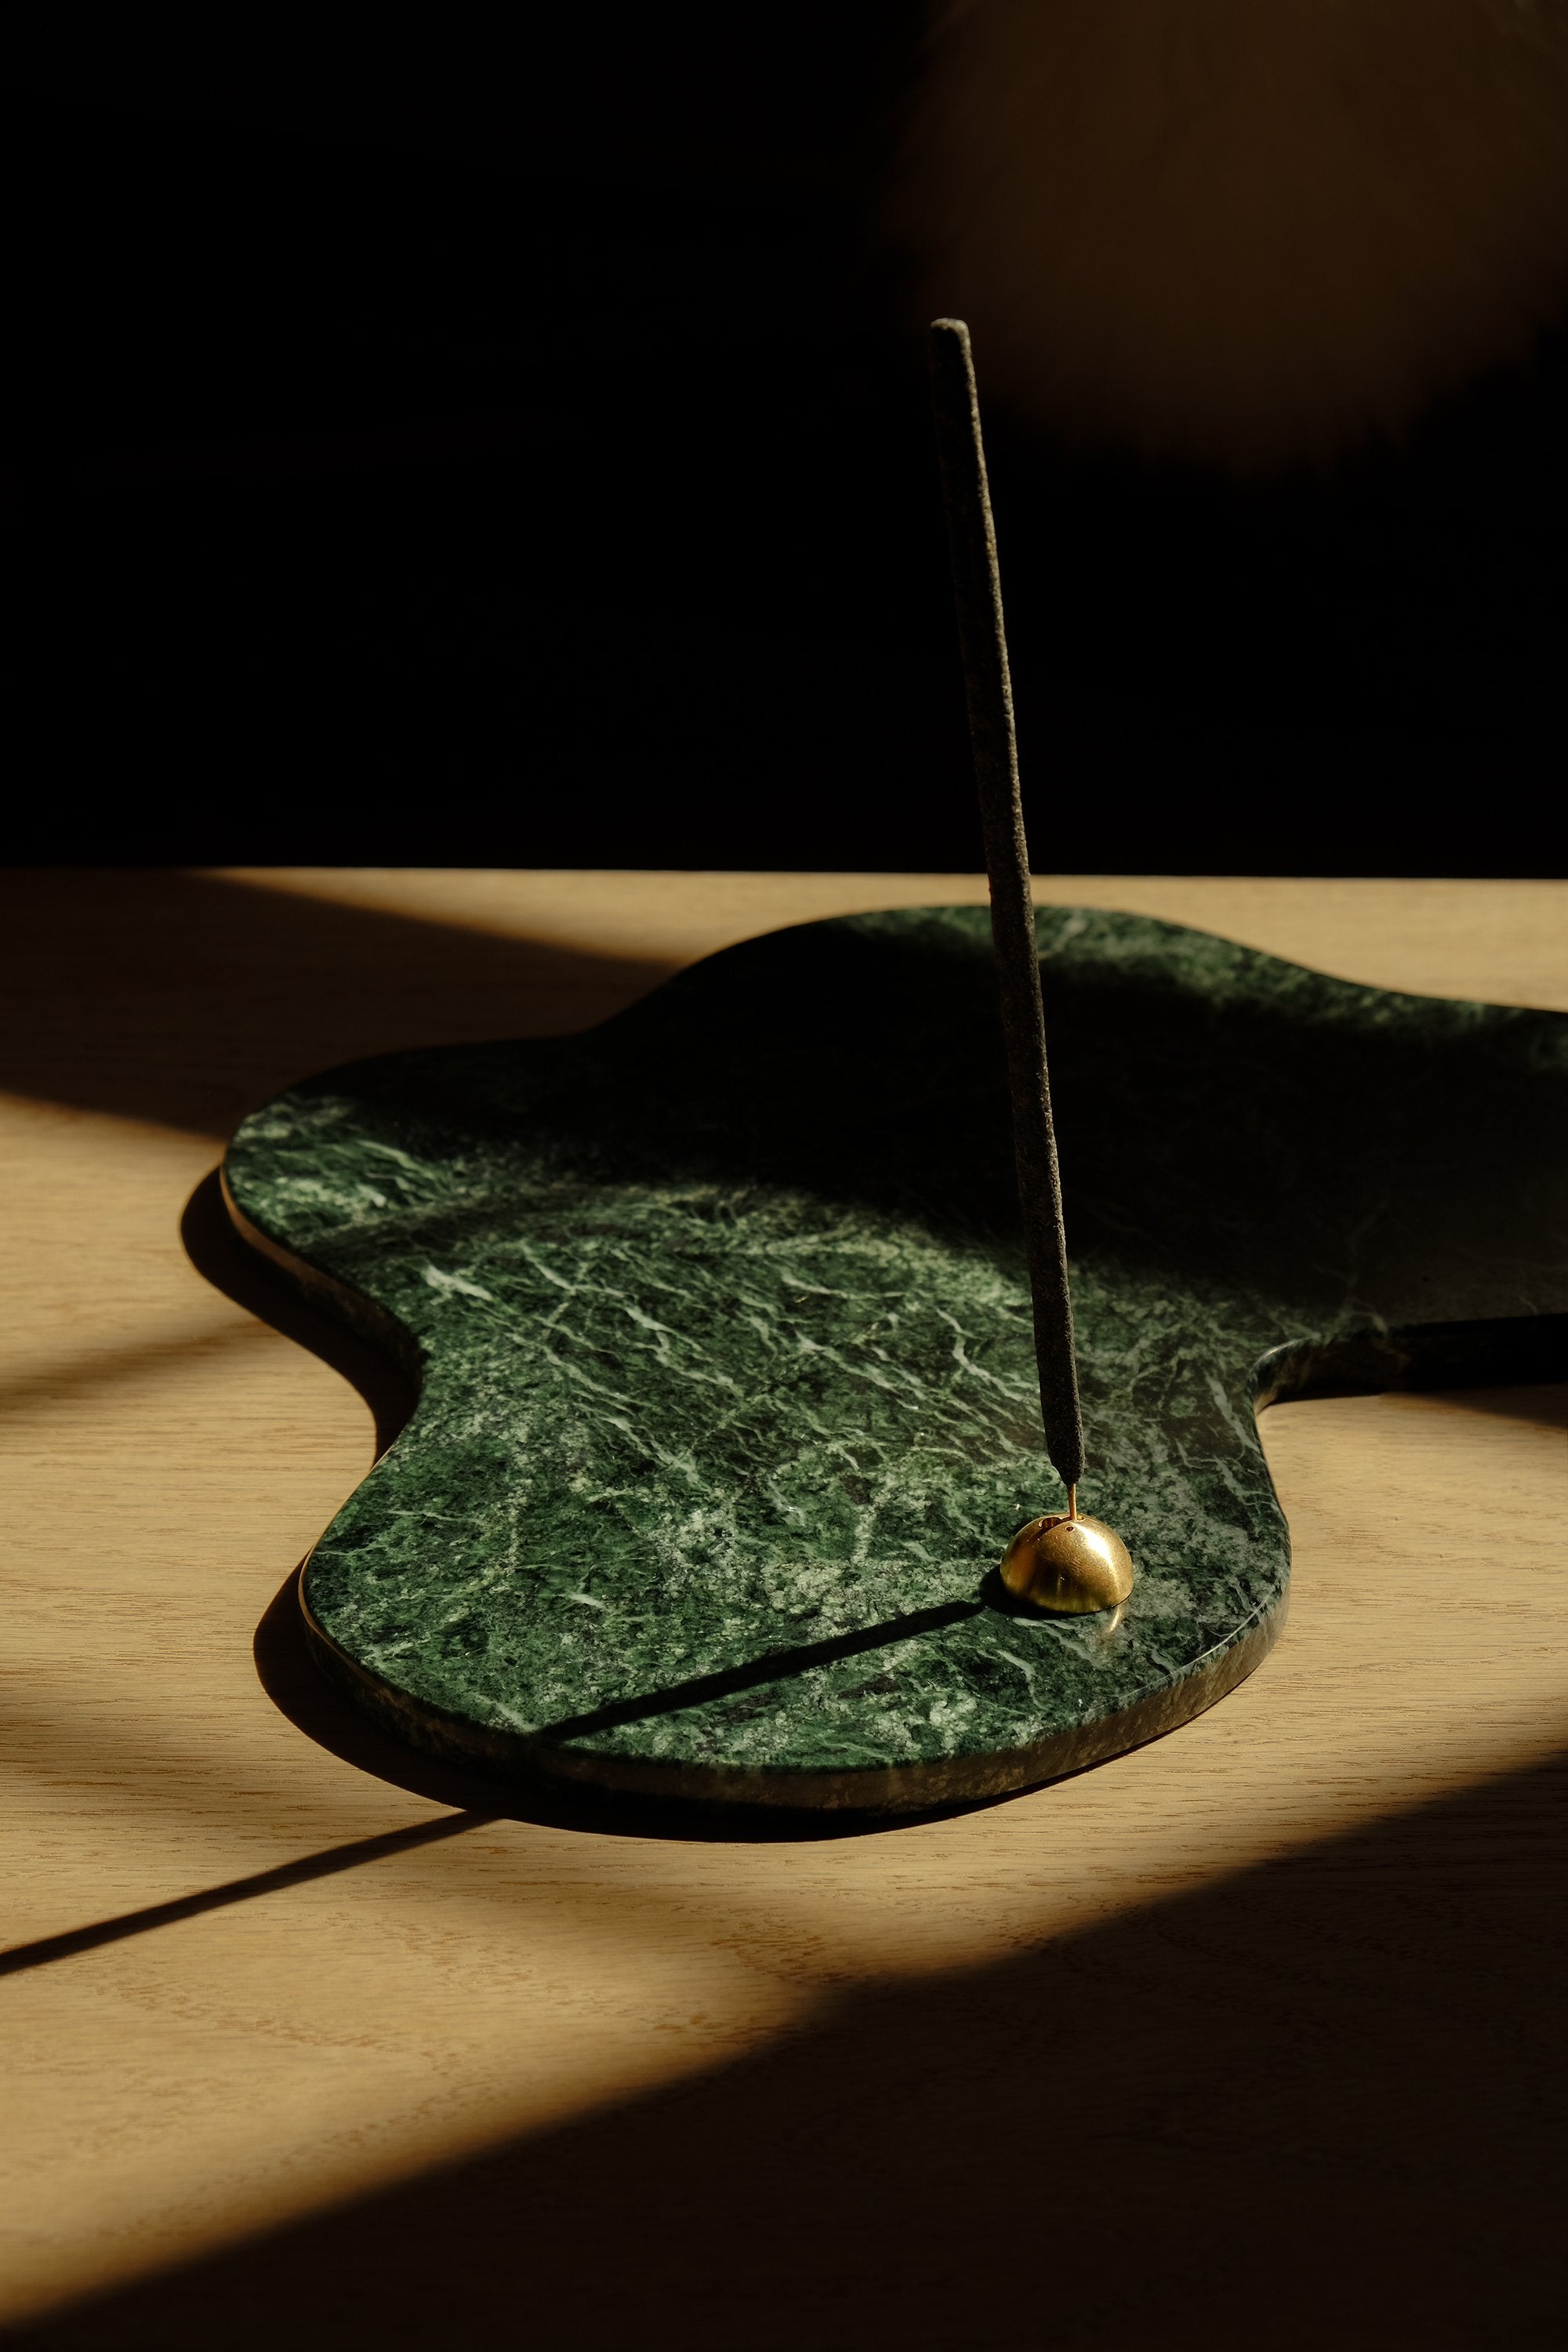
223 908 1568 1813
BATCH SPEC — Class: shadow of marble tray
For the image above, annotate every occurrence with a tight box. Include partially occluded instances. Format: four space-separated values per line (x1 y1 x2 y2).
223 906 1568 1815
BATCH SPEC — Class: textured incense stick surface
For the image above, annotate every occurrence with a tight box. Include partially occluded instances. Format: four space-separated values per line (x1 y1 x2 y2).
223 906 1568 1809
930 317 1085 1494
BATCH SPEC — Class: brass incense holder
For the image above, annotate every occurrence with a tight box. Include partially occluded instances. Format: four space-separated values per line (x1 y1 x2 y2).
1000 1491 1135 1615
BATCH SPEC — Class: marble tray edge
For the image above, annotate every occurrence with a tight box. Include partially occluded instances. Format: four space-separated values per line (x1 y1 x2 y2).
294 1561 1287 1816
222 1167 423 1391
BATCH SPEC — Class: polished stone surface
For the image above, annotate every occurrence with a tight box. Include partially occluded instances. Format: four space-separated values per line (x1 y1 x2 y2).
223 908 1568 1809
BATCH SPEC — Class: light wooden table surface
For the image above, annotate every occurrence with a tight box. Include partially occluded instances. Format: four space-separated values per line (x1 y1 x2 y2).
2 872 1564 2350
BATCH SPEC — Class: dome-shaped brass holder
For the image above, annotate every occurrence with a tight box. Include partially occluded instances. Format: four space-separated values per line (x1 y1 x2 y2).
1000 1491 1135 1615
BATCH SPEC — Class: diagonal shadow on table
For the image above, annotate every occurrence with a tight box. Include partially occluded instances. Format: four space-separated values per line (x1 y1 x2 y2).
0 1814 493 1980
12 1741 1566 2350
0 867 675 1138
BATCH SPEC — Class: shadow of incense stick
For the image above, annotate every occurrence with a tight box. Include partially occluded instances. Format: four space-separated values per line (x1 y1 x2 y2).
539 1599 987 1743
0 1814 491 1979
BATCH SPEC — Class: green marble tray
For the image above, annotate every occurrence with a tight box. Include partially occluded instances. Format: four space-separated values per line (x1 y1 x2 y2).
223 908 1568 1815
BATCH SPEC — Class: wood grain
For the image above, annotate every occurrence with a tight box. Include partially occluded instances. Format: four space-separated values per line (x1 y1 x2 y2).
2 873 1564 2347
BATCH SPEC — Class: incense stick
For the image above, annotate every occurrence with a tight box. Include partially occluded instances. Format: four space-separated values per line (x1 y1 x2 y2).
929 317 1085 1500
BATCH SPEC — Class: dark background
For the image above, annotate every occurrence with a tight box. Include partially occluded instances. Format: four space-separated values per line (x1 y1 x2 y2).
3 5 1565 873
